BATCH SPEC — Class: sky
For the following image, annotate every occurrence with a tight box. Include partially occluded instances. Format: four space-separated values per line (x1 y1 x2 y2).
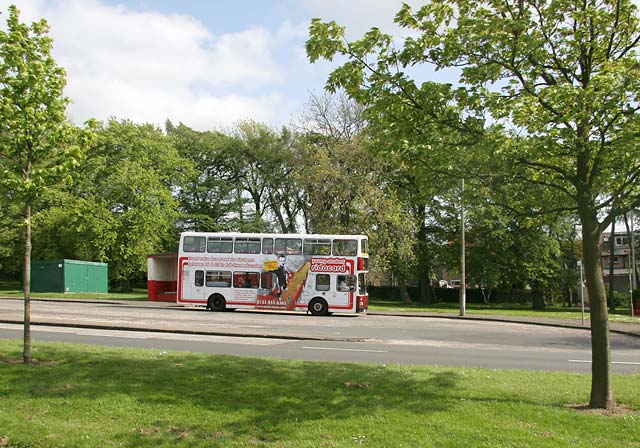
0 0 428 132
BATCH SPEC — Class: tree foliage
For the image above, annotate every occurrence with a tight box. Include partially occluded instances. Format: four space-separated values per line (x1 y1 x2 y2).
307 0 640 409
0 5 95 362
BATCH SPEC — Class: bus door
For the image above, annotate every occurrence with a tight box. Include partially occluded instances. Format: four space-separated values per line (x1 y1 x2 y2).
335 274 356 305
182 267 205 301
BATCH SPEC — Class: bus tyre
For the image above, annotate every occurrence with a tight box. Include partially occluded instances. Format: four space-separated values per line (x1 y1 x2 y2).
208 294 226 312
309 298 329 316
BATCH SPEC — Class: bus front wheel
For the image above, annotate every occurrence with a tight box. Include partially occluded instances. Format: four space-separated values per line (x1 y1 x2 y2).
308 298 329 316
208 294 226 312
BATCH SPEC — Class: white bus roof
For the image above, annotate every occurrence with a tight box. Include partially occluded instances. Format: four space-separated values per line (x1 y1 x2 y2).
180 232 367 239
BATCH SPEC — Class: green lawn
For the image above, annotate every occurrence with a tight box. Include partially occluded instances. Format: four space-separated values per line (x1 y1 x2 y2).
368 299 640 324
0 281 148 301
0 340 638 447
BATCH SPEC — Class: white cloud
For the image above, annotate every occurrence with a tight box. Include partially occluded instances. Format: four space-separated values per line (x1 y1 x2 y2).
0 0 291 130
303 0 424 38
4 0 640 131
0 0 473 130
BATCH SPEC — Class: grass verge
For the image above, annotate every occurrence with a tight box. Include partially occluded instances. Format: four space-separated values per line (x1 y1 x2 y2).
0 281 148 301
0 340 638 447
368 299 640 324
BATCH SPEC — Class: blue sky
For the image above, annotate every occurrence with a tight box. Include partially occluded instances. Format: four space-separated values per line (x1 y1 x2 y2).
2 0 426 131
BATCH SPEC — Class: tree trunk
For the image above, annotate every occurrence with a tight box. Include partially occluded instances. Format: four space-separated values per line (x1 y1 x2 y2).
532 282 545 310
481 285 492 304
580 209 615 409
566 286 573 307
415 205 436 304
23 201 32 364
268 191 288 233
419 277 437 304
399 279 413 306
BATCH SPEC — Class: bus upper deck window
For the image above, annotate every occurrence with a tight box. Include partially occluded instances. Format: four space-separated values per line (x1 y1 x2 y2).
304 239 331 255
235 238 261 254
183 236 206 253
263 238 274 254
333 239 357 256
275 238 302 255
361 239 368 255
208 237 233 253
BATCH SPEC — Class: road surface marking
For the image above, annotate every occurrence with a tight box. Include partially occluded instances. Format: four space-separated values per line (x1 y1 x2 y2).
303 346 388 353
569 359 640 365
0 323 285 345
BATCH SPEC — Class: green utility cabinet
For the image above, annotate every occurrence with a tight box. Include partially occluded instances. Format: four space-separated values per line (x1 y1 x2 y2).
31 260 108 293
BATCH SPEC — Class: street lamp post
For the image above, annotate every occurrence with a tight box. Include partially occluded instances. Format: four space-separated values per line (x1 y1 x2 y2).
631 210 636 317
578 260 585 326
460 178 466 317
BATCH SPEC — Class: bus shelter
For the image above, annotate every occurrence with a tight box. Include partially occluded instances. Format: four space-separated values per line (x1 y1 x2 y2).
147 253 178 302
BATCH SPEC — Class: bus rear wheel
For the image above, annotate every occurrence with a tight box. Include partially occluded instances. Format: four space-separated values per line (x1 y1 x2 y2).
208 294 226 312
308 298 329 316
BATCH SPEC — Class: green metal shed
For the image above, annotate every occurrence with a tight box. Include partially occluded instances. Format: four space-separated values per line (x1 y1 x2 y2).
31 260 108 294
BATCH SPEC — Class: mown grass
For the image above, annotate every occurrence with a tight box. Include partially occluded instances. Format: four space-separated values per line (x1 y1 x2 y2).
0 340 638 447
0 281 148 301
368 299 640 324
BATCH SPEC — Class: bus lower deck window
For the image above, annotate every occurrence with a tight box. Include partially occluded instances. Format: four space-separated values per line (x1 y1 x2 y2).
316 274 330 291
234 272 259 288
206 271 231 287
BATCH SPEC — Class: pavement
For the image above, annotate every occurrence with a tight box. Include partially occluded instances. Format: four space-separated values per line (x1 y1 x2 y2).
1 296 640 339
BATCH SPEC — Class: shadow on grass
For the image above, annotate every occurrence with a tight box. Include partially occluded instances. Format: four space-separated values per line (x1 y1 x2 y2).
1 342 462 446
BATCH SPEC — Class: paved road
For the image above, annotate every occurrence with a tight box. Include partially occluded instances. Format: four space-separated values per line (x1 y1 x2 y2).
0 298 639 373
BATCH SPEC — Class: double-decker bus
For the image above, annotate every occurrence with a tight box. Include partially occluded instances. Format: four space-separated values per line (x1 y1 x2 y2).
177 232 368 315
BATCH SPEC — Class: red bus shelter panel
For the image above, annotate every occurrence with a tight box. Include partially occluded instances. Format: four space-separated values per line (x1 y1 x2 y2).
147 253 178 302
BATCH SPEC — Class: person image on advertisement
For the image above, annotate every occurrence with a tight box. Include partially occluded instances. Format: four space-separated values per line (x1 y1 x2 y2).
275 255 289 298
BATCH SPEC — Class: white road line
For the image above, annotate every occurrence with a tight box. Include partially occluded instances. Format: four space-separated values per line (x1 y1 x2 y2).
80 331 149 339
303 346 388 353
569 360 640 365
0 323 286 346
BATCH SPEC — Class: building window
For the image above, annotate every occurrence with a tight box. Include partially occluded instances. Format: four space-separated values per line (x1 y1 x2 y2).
615 236 629 246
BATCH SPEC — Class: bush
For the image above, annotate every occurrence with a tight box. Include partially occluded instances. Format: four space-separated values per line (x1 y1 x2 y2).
613 291 631 308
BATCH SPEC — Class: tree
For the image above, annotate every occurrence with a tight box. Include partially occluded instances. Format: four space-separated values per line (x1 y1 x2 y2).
75 120 186 290
306 17 487 304
295 92 369 234
232 121 303 233
0 6 94 363
0 191 23 279
307 0 640 409
30 189 118 263
167 121 243 232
